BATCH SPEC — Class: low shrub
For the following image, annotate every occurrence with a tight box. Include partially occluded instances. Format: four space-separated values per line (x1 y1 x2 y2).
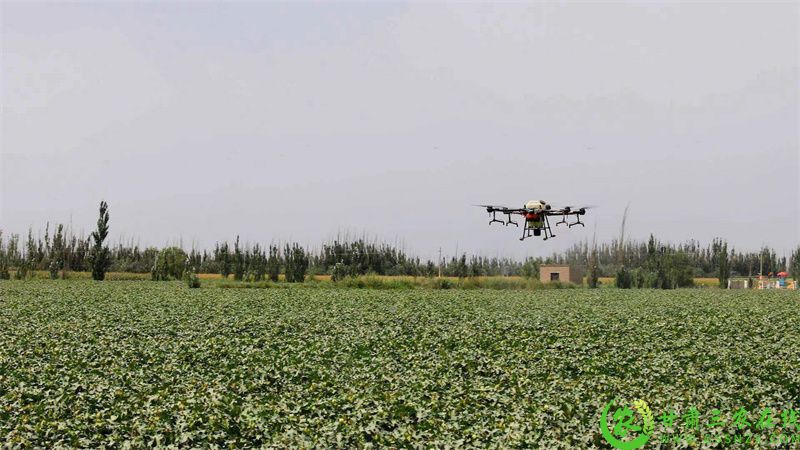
331 262 351 283
338 275 415 290
184 272 201 289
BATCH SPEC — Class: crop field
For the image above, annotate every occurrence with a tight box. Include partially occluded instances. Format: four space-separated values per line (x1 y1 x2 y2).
1 282 798 448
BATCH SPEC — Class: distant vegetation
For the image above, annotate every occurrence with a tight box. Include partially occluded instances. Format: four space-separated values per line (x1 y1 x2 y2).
0 201 797 288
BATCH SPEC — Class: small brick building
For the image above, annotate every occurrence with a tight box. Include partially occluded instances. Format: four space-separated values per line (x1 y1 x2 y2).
539 264 584 285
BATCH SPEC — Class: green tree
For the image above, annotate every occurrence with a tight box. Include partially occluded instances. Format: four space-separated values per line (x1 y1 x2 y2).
214 242 231 279
42 222 51 271
284 243 308 282
712 238 730 288
790 246 800 282
248 244 267 282
615 266 632 289
233 236 245 281
88 201 111 281
48 224 65 279
452 254 468 278
587 258 599 288
468 256 483 277
519 258 539 279
13 230 34 280
0 231 10 280
187 249 202 273
645 234 658 271
24 229 36 274
151 247 188 281
267 245 280 282
663 250 694 288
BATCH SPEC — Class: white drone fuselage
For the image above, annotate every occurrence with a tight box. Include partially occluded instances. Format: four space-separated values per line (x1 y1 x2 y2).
524 200 551 211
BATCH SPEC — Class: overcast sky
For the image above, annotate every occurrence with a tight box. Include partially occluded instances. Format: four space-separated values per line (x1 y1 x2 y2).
2 2 798 260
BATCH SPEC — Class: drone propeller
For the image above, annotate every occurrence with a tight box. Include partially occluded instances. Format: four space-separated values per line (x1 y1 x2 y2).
558 205 596 210
474 204 518 213
555 205 596 213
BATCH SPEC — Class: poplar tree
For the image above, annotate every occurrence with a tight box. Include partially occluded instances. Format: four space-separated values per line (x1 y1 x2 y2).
88 201 111 280
233 236 245 281
712 238 730 288
49 224 65 279
0 231 10 280
587 248 600 288
267 245 280 282
284 243 308 282
215 242 231 279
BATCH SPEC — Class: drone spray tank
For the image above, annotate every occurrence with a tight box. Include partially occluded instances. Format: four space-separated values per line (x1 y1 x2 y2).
523 200 551 235
524 200 551 211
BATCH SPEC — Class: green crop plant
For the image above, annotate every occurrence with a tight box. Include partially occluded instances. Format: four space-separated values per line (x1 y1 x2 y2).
1 282 798 448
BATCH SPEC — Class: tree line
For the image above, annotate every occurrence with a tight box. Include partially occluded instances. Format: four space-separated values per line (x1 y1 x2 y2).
557 236 789 280
1 201 798 286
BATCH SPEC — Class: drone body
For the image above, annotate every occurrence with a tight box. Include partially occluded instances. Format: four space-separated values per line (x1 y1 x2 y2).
477 199 592 241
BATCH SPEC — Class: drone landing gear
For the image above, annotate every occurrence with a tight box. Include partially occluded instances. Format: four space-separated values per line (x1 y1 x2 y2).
507 216 519 226
519 215 555 241
568 216 585 228
555 212 585 228
489 211 518 227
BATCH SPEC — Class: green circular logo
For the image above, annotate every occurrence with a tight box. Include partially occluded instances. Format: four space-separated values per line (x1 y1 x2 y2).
600 398 654 450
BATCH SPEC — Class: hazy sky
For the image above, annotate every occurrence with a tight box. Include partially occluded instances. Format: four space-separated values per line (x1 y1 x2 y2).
2 1 798 260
